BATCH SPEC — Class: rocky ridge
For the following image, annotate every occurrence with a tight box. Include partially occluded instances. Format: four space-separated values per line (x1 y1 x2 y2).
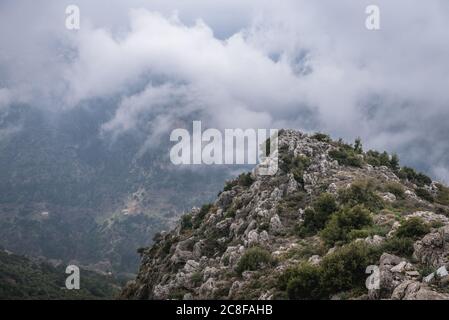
121 130 449 300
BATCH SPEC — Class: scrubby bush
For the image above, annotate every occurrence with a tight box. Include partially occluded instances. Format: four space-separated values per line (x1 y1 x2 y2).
286 264 324 300
298 193 338 236
329 146 363 168
224 209 236 218
223 180 237 191
384 182 405 199
395 217 430 240
180 214 193 231
161 239 174 256
390 154 400 171
223 172 254 192
291 156 311 183
415 188 434 202
365 150 399 170
365 150 389 167
354 138 363 154
311 133 332 143
237 172 254 187
339 179 384 212
436 184 449 206
193 204 213 228
280 153 311 183
380 237 415 257
320 205 373 246
319 242 379 295
190 272 203 286
347 224 388 241
278 191 307 219
279 242 380 299
283 191 307 209
236 247 274 274
397 167 432 187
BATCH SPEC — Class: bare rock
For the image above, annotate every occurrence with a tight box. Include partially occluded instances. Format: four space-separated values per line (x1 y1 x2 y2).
269 214 283 233
382 192 397 203
391 281 449 300
413 226 449 268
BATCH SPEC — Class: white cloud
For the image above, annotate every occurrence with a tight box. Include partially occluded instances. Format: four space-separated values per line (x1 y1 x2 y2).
1 1 449 182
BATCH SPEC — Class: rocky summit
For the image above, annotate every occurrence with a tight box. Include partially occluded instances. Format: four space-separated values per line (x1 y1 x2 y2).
121 130 449 300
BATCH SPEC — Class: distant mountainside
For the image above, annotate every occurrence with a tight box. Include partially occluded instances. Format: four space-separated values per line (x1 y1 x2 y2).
122 130 449 300
0 104 231 276
0 248 121 300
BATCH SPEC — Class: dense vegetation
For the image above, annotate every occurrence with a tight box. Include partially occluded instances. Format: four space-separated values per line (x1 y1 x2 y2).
277 171 435 299
279 242 380 299
0 105 230 275
0 250 121 300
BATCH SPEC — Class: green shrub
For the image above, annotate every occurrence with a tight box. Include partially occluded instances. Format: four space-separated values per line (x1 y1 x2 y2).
384 182 405 199
380 237 414 257
354 138 363 154
279 242 380 299
436 184 449 206
223 180 237 191
224 209 236 219
418 265 436 278
161 239 174 256
339 179 384 212
193 204 213 228
311 133 332 143
298 193 338 236
237 172 254 187
258 222 270 232
365 150 399 170
395 217 430 240
390 154 400 171
283 240 327 261
291 156 311 183
347 229 372 240
180 214 193 231
168 288 189 300
397 167 432 187
348 224 388 241
320 205 373 246
320 242 379 295
280 153 311 183
286 264 324 300
236 247 273 274
297 208 317 237
190 272 203 286
415 188 434 202
278 192 308 220
329 146 363 168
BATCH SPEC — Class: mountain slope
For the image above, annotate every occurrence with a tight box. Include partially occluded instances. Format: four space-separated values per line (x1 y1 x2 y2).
0 249 121 300
121 129 449 300
0 104 231 274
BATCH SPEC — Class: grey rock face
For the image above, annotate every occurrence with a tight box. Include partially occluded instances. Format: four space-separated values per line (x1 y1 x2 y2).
413 226 449 268
121 129 449 300
391 281 449 300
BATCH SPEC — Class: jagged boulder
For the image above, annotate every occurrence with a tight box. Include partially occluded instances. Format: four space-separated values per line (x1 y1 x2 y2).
391 281 449 300
413 226 449 268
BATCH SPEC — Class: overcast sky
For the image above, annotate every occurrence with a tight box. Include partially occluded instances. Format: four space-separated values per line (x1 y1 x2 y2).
1 0 449 181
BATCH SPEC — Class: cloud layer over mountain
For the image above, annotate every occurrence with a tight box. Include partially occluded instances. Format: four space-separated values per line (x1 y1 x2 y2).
1 0 449 181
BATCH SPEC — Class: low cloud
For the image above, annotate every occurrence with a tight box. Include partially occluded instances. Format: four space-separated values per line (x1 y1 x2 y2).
1 1 449 182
